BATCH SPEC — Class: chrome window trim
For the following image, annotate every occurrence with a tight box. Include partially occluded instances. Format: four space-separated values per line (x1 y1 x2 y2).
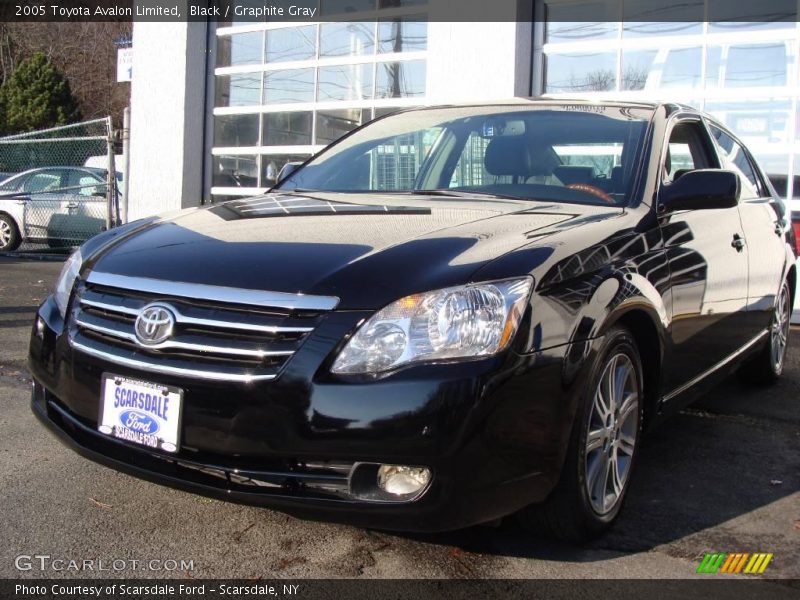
85 271 340 311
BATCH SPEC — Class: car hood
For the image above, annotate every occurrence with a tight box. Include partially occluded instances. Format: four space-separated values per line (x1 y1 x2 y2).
88 192 622 309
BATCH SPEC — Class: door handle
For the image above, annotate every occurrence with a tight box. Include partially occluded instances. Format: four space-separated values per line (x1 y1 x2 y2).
66 202 79 209
731 233 745 251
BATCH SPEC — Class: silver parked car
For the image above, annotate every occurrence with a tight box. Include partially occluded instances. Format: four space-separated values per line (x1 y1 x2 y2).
0 166 120 251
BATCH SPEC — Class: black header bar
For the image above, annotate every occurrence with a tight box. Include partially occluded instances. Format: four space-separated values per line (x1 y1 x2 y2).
1 0 799 23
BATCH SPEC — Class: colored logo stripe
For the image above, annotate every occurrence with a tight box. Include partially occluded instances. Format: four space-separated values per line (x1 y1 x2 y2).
698 553 773 574
697 553 726 573
744 554 773 574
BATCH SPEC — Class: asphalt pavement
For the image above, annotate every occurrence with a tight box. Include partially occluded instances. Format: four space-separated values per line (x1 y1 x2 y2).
0 256 797 583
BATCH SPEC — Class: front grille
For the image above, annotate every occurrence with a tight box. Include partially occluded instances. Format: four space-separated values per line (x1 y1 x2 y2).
68 271 339 382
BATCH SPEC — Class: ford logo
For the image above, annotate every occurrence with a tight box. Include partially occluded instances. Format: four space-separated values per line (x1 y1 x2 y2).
134 303 176 345
119 409 160 435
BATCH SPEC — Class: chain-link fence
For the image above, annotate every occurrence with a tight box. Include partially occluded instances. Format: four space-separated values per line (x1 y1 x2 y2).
0 118 119 254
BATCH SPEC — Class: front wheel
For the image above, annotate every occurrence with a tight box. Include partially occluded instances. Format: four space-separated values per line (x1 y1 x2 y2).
739 279 792 385
0 214 21 252
517 326 644 541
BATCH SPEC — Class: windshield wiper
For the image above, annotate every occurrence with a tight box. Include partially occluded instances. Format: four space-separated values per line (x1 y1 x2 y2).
410 189 525 200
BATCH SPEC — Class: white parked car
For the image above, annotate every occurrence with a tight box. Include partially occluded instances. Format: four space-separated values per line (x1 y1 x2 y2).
0 166 120 251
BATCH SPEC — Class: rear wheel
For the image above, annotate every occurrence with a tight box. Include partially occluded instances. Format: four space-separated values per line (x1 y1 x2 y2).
0 214 20 252
739 279 792 385
518 326 644 541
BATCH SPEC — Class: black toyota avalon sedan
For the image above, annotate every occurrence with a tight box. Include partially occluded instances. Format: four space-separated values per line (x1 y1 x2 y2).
29 100 795 541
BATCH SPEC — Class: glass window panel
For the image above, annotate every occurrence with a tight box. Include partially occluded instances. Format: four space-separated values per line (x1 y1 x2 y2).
212 155 259 188
621 49 656 91
754 154 789 198
263 111 313 145
321 0 375 15
215 74 262 107
705 45 722 89
545 52 617 92
660 47 702 89
727 44 789 87
376 60 426 98
264 68 316 103
214 114 260 147
708 21 796 33
320 22 375 57
545 1 619 43
216 32 264 67
261 154 312 187
708 0 796 31
318 63 374 101
706 44 792 89
315 108 369 145
622 0 703 37
706 99 792 146
623 22 703 37
265 26 317 63
378 17 427 53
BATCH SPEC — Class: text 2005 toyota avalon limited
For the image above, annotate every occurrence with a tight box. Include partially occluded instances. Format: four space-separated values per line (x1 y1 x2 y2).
29 100 795 540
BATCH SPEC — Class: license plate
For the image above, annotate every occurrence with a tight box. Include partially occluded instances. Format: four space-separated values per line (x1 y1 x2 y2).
98 373 182 453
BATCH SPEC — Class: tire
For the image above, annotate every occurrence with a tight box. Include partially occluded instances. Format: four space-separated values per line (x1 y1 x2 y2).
517 326 644 541
0 214 21 252
738 279 792 385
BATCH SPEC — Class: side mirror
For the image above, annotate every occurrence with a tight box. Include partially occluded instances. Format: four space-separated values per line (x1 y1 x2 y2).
276 161 303 185
660 169 740 212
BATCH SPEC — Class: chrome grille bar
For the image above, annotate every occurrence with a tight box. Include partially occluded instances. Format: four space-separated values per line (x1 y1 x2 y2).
70 337 277 383
86 271 339 311
74 313 293 359
79 296 315 334
68 272 332 383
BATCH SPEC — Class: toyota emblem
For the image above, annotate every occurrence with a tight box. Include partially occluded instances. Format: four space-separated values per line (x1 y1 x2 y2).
134 303 176 345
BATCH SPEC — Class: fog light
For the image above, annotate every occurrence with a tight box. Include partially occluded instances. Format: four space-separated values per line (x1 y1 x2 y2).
377 465 431 496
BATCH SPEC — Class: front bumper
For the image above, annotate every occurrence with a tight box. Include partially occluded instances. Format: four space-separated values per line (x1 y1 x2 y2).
29 295 576 532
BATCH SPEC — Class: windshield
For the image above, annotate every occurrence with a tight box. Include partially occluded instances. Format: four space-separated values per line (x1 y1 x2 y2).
277 104 653 206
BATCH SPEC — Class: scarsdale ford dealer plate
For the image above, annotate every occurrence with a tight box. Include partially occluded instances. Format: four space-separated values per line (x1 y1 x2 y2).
98 374 182 453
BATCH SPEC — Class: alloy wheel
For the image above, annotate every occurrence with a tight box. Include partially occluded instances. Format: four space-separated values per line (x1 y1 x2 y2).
0 219 11 249
585 353 639 515
771 283 791 373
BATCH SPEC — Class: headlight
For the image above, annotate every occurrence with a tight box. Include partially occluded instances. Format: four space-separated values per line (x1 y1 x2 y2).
54 249 82 317
331 277 532 375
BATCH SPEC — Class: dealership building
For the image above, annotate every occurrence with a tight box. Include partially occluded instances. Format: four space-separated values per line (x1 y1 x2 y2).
126 0 800 218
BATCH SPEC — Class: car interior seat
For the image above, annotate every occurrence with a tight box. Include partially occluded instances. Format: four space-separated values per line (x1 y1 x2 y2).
484 136 543 183
553 166 597 187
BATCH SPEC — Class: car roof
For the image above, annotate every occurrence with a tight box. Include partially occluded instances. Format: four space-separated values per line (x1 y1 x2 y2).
393 97 703 115
9 166 107 177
